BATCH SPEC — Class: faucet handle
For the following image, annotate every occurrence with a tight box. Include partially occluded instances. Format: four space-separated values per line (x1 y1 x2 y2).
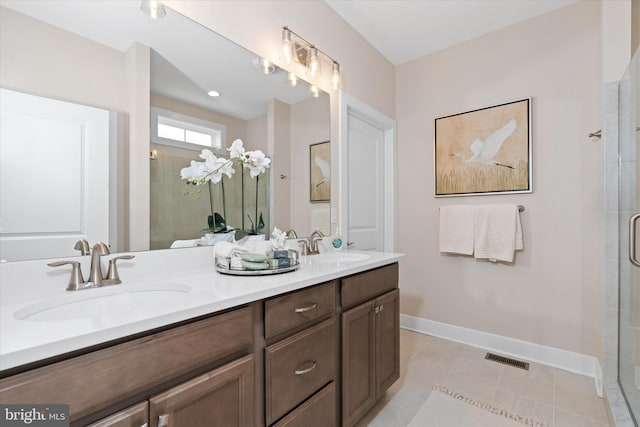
48 260 85 291
73 239 90 256
296 239 312 256
106 255 135 284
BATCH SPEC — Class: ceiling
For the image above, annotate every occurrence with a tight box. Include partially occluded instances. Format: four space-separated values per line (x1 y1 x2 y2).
324 0 579 65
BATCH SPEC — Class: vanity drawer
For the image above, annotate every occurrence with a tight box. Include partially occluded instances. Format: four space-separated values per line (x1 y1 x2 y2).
341 263 398 309
0 305 254 422
265 281 336 340
265 317 337 425
272 382 336 427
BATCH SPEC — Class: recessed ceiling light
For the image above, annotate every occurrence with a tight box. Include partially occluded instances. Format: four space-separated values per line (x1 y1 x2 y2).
207 90 221 97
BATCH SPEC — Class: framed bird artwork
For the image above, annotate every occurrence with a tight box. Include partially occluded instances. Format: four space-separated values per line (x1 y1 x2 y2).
434 98 532 197
310 141 331 202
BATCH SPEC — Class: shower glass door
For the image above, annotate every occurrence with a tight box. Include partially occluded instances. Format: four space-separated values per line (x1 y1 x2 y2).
619 47 640 424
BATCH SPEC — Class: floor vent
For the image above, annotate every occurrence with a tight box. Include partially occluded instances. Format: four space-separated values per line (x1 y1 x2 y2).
485 352 530 370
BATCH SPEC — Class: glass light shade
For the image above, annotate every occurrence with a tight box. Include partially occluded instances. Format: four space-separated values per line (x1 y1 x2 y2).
331 62 340 90
259 58 275 74
140 0 166 19
310 84 320 98
287 72 298 87
282 28 292 64
307 47 319 78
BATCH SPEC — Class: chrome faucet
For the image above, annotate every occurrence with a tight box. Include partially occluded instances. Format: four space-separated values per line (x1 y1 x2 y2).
308 230 325 255
88 242 110 286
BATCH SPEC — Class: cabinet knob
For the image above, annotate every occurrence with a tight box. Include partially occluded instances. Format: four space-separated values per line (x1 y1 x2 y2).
294 360 318 375
294 303 318 313
158 414 170 427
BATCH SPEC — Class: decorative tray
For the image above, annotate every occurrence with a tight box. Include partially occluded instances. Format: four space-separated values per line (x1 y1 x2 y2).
215 263 299 276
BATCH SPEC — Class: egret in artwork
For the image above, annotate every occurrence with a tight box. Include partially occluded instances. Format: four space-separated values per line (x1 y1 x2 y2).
450 119 517 169
314 155 330 187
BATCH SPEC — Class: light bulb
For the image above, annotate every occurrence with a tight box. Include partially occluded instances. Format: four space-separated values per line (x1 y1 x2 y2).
308 47 319 78
287 72 298 87
331 62 340 90
310 84 319 98
260 58 274 74
141 0 166 19
282 27 292 64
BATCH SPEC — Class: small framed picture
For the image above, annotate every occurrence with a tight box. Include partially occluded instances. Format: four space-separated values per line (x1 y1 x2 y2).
310 141 330 202
434 98 532 197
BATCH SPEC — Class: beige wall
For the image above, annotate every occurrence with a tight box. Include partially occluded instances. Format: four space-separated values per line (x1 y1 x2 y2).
290 96 332 235
0 6 128 112
396 1 604 358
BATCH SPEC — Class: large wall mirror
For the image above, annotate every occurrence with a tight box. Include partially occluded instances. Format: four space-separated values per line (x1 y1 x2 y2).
0 1 331 262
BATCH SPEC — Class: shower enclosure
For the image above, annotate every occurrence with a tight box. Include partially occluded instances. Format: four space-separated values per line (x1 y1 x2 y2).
619 47 640 424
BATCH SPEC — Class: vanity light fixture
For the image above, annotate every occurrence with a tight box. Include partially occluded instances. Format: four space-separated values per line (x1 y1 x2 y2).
281 26 341 90
207 90 221 97
140 0 166 19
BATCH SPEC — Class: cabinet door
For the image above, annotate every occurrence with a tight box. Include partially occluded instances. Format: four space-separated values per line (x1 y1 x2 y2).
149 355 254 427
375 289 400 397
87 402 148 427
341 300 376 427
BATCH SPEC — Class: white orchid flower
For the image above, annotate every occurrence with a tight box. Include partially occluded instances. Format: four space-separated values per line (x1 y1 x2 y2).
229 139 245 159
199 149 216 162
180 160 208 182
216 157 235 180
246 150 271 178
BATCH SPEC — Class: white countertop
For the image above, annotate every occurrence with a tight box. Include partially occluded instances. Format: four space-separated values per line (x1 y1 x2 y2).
0 248 403 372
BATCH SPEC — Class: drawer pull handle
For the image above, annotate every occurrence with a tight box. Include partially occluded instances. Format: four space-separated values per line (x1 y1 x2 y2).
294 360 318 375
158 414 170 427
294 303 318 313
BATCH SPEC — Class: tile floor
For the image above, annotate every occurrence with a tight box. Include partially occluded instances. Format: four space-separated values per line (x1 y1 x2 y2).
358 329 614 427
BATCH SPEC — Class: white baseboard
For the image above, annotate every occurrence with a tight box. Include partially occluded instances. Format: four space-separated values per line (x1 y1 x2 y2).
400 314 604 398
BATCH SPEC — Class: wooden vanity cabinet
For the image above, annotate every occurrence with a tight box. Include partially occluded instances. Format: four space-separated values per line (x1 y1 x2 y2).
264 281 338 427
341 264 399 427
86 402 148 427
149 354 254 427
0 304 256 426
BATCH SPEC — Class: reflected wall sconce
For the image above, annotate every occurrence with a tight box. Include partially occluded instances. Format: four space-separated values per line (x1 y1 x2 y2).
140 0 166 19
282 26 341 90
253 56 276 74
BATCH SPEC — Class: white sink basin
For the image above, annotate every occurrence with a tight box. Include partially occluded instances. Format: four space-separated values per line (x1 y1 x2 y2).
310 252 371 263
14 283 192 322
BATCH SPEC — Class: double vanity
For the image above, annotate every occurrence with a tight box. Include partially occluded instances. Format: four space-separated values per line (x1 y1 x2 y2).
0 247 403 426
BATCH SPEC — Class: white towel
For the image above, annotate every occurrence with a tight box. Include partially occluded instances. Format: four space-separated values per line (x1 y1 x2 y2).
474 204 523 263
439 205 476 255
170 239 201 249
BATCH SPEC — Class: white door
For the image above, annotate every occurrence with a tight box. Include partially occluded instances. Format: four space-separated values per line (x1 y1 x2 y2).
0 89 110 261
347 114 385 250
340 92 396 252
